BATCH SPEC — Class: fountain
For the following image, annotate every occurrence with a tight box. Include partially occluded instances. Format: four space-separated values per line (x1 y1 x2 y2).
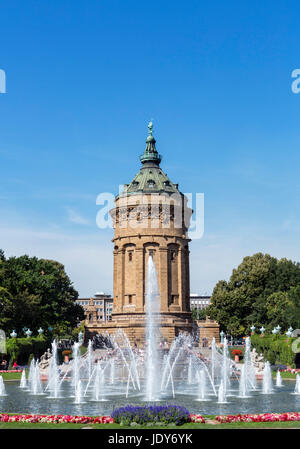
218 380 227 403
0 329 297 416
74 379 83 404
1 256 296 416
262 361 273 394
221 337 231 395
276 370 283 387
187 356 193 385
28 359 43 395
71 342 81 387
86 340 94 381
237 336 257 398
145 254 161 401
294 374 300 394
244 337 257 390
196 369 208 401
239 364 249 398
47 340 61 398
110 358 115 384
211 337 217 383
92 361 106 401
19 369 27 389
0 375 6 396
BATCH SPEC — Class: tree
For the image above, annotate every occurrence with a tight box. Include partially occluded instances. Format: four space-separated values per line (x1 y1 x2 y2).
207 253 300 337
191 307 206 320
0 253 84 335
265 291 291 330
286 285 300 329
0 286 13 329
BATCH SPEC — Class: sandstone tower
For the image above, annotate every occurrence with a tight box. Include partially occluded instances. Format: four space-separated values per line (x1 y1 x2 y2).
86 123 194 345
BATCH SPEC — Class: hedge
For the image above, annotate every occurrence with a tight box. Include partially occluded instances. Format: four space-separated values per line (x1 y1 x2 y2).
250 334 295 367
5 337 50 366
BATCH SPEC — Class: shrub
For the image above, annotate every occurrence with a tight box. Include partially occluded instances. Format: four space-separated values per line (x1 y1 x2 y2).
6 337 50 365
111 405 190 426
251 334 296 367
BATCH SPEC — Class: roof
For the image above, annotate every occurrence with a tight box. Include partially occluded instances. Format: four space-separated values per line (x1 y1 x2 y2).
117 122 181 198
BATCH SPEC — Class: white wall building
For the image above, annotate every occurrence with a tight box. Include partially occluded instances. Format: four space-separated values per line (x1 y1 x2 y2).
76 292 113 322
190 293 211 310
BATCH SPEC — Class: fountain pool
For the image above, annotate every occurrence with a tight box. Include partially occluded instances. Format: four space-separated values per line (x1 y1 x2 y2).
1 256 299 417
1 379 300 416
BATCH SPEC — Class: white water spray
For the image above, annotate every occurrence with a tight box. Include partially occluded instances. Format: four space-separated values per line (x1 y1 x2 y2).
145 254 160 401
19 369 27 389
218 379 227 403
93 361 105 401
28 359 43 395
0 375 6 396
47 341 61 398
197 369 207 400
74 379 83 403
262 361 273 394
294 374 300 394
276 370 283 387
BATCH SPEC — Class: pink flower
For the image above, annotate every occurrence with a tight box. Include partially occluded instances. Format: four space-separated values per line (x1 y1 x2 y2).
189 414 205 423
0 413 115 425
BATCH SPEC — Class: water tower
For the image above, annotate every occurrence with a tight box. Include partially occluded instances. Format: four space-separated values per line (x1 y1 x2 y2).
86 122 194 345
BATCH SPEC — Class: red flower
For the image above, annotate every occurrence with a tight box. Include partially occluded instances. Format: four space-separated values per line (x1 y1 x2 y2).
232 349 242 355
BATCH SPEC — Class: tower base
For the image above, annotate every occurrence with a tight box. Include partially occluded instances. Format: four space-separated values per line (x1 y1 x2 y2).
85 312 194 347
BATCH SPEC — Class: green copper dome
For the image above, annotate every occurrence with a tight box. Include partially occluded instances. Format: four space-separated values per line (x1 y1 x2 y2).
119 122 180 197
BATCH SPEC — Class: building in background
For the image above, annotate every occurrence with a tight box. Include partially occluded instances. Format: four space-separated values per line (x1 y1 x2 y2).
190 294 211 311
76 292 113 322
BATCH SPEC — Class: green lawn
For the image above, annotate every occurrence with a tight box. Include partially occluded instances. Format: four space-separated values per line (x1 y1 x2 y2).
0 371 24 381
272 371 297 379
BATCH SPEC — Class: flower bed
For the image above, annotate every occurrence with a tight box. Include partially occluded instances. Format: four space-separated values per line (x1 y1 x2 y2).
0 370 22 373
111 405 191 426
0 410 206 426
2 411 300 426
216 412 300 423
189 414 206 423
0 414 114 424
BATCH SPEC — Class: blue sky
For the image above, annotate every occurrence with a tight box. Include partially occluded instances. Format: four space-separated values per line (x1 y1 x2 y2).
1 0 300 296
